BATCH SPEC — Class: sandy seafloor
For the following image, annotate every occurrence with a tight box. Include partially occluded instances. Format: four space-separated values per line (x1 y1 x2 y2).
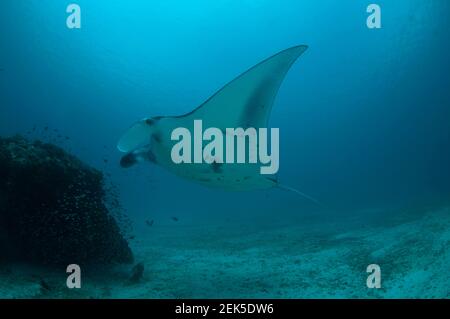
1 206 449 299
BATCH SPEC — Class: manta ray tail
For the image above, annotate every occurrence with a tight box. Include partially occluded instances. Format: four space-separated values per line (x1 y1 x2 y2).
277 184 324 207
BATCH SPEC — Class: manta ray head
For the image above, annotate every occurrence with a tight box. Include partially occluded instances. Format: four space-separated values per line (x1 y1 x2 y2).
118 117 161 168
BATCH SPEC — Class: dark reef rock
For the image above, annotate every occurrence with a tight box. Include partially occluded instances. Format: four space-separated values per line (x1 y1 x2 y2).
0 136 133 265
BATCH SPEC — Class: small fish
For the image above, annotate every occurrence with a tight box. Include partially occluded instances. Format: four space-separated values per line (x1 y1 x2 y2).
171 217 179 222
39 279 52 292
103 158 109 164
145 219 154 227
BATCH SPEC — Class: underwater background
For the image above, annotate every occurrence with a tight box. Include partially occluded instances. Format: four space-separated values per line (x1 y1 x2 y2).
0 0 449 298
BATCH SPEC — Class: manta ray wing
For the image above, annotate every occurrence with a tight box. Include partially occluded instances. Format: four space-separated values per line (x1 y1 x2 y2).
177 45 308 129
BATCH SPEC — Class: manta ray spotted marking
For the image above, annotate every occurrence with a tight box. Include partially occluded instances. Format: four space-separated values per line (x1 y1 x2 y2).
118 45 321 205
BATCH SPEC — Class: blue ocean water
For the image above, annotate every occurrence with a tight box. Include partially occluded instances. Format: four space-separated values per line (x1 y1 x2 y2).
0 1 449 298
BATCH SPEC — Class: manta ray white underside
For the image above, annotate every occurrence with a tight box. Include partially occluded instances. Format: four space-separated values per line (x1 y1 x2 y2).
117 45 320 204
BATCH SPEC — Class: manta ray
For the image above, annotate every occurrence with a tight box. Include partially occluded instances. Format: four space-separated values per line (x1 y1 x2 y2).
117 45 320 204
